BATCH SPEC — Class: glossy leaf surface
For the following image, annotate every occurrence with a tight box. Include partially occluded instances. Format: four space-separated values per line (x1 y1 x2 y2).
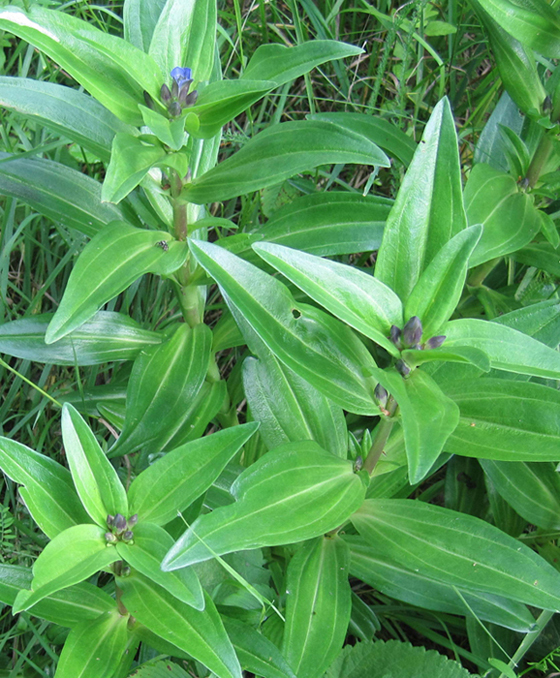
55 609 129 678
190 239 379 415
109 323 212 457
46 222 188 343
183 120 390 204
283 537 351 678
124 0 166 51
62 403 127 527
116 523 204 609
0 438 89 539
127 423 258 525
375 97 467 301
163 442 367 569
0 312 162 366
352 499 560 610
118 572 242 678
254 242 403 356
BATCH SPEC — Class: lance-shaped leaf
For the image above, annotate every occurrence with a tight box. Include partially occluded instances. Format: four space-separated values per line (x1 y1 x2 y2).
243 354 347 457
182 120 390 204
190 239 379 415
346 536 535 632
0 153 127 238
149 0 216 82
55 609 129 678
283 537 351 678
442 378 560 462
0 565 115 627
309 112 416 166
162 441 368 570
401 346 490 371
223 617 297 678
116 523 204 610
242 40 363 87
471 1 546 117
255 192 392 257
0 311 162 366
0 438 90 539
372 368 459 484
0 78 134 162
118 572 242 678
124 0 166 52
102 134 167 204
127 423 258 525
404 225 482 338
352 499 560 611
375 97 467 302
0 5 163 125
62 403 128 527
481 460 560 530
13 524 120 613
109 324 212 458
46 222 188 343
480 0 560 58
443 318 560 378
465 163 541 266
494 299 560 347
253 242 403 356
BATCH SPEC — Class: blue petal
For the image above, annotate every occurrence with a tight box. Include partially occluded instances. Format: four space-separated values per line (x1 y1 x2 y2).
171 66 192 84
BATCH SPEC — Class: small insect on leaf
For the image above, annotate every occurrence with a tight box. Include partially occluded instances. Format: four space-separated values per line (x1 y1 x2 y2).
155 240 169 251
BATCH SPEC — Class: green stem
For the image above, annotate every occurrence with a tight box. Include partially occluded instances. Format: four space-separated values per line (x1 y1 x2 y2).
467 258 499 288
363 397 398 475
498 609 554 678
525 133 552 189
171 170 187 241
115 582 129 617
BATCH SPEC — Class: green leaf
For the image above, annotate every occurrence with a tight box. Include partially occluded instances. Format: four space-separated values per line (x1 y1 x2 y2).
102 134 167 204
254 192 392 256
139 105 186 150
464 164 541 266
283 537 351 678
0 78 133 162
375 97 467 302
127 659 189 678
481 460 560 530
0 438 90 539
242 40 363 87
0 311 162 366
149 0 216 82
0 565 115 627
351 499 560 611
0 5 164 125
253 242 403 356
13 524 120 613
55 609 129 678
182 120 390 204
494 299 560 347
109 324 212 457
346 537 535 632
46 222 188 343
62 403 127 527
124 0 166 51
325 639 479 678
243 354 347 457
404 225 482 338
512 241 560 278
401 346 490 371
0 153 126 238
442 378 560 462
116 523 204 610
442 317 560 378
308 112 417 166
118 572 242 678
471 1 546 117
474 92 523 170
190 239 379 415
127 423 258 526
162 441 367 570
480 0 560 58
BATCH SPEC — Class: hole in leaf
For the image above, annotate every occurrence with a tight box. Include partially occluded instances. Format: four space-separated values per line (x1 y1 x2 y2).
291 308 301 319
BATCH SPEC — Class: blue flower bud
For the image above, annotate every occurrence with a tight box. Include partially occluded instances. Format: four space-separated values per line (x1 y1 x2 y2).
402 316 423 348
389 325 402 349
374 383 388 409
169 102 182 117
106 514 115 528
143 90 156 110
427 335 446 349
128 514 138 527
160 83 172 103
123 530 134 543
114 513 126 534
171 66 193 88
105 532 118 544
395 359 411 377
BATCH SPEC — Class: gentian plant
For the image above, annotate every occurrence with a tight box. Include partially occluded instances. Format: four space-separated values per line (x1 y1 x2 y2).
1 1 560 677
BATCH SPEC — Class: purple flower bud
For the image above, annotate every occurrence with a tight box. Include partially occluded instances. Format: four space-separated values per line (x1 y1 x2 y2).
107 514 115 528
114 514 126 533
427 335 446 349
169 102 182 117
160 83 172 103
354 456 363 472
395 359 411 377
143 90 156 110
105 532 118 544
177 80 193 104
374 383 388 409
183 90 198 107
389 325 402 349
128 514 138 527
123 530 134 542
402 316 423 348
